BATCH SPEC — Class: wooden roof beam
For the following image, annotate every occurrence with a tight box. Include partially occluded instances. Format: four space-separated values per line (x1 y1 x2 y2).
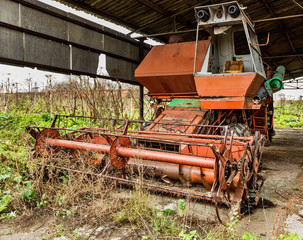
135 0 167 16
60 0 141 31
289 0 303 11
261 50 300 80
129 1 213 35
260 0 303 67
253 13 303 23
262 51 279 68
59 0 170 42
135 0 194 30
284 57 300 68
263 53 303 59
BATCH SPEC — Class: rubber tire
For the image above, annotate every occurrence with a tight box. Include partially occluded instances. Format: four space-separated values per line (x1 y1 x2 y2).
224 123 251 137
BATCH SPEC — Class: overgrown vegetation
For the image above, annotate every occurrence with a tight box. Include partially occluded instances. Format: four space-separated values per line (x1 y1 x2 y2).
0 78 302 239
274 99 303 129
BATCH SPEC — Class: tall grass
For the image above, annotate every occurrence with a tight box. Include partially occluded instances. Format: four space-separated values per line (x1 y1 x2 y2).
0 76 154 120
1 78 302 239
274 99 303 128
1 77 207 239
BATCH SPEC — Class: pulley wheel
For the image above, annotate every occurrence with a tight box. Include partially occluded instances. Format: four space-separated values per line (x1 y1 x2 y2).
109 136 131 169
35 129 60 157
241 158 251 183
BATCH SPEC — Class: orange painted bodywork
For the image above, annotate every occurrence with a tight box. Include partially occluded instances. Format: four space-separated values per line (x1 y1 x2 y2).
135 40 210 96
146 107 207 133
194 73 265 109
135 39 266 110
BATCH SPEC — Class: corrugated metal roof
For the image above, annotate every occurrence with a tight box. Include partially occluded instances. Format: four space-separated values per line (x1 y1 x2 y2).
58 0 303 79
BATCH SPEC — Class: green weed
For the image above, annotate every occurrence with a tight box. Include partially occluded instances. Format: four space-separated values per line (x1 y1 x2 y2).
178 199 187 217
54 224 66 237
151 209 181 235
274 100 303 128
179 229 198 240
36 194 48 208
0 194 13 213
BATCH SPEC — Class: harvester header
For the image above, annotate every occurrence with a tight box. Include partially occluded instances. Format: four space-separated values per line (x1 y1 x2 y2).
27 1 284 222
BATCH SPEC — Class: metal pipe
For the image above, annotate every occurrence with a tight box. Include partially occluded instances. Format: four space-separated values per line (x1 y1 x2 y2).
254 13 303 23
134 14 303 39
127 159 214 189
30 125 254 142
135 28 198 39
45 138 215 168
51 114 229 128
193 24 200 74
263 53 303 59
33 162 226 204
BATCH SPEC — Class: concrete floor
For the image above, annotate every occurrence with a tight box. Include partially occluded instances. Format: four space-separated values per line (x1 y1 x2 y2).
150 128 303 238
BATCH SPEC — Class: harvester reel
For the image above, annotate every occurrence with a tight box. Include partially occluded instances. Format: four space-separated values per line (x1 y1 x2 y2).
35 129 60 157
71 133 105 168
109 136 131 169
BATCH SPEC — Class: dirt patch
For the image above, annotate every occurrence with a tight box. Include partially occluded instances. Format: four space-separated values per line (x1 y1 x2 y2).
239 129 303 238
0 213 55 240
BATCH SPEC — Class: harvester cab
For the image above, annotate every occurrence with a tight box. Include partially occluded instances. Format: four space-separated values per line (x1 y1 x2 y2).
194 1 265 77
27 1 284 222
135 1 284 145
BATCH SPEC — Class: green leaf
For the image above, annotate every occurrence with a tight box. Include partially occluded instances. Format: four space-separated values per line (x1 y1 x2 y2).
0 195 13 213
178 199 186 211
23 180 32 187
179 229 185 237
22 188 36 200
0 173 11 181
162 208 175 215
14 175 22 184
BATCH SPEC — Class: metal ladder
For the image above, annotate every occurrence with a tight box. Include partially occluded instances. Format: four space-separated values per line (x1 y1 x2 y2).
253 108 268 140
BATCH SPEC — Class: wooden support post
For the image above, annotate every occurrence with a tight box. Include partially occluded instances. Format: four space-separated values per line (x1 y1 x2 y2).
139 85 144 120
139 38 146 120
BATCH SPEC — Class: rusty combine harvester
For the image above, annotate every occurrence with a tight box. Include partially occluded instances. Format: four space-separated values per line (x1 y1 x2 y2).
27 1 284 221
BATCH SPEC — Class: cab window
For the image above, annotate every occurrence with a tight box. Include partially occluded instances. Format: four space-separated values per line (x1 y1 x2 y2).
234 31 250 55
